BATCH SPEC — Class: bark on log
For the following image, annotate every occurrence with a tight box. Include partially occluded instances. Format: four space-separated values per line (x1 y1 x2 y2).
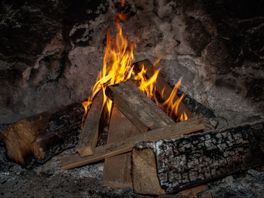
1 103 83 167
103 106 140 188
135 120 264 193
132 148 207 196
76 92 103 157
106 81 174 132
62 118 205 170
133 59 191 118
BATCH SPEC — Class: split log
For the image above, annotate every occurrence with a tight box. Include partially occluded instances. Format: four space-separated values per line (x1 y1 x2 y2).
1 103 83 166
132 148 165 195
133 59 191 118
103 106 140 188
76 92 103 157
135 120 264 193
62 117 205 170
106 81 174 132
132 148 207 196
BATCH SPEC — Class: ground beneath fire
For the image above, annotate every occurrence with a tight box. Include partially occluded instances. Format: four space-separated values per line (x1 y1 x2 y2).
1 144 264 198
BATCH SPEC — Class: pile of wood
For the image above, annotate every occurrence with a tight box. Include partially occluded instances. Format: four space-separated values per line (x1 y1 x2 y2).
1 60 264 196
61 60 264 195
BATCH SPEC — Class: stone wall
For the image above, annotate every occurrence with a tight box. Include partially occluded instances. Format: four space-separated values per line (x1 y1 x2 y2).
0 0 263 124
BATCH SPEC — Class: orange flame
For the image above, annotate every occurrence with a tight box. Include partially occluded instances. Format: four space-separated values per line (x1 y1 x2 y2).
82 20 135 117
134 65 160 99
82 12 188 122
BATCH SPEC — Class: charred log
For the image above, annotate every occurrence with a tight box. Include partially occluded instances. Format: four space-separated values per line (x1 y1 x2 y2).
1 103 83 167
135 120 264 193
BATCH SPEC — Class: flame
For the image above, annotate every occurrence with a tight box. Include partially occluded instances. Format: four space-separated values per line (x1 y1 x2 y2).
82 10 188 122
134 65 160 99
160 79 188 121
134 65 188 121
82 20 135 117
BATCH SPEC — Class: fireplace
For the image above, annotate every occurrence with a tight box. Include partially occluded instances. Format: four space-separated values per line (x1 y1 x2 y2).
1 0 264 197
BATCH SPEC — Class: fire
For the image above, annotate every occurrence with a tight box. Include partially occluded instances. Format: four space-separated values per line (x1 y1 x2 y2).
82 10 188 122
160 79 188 121
134 65 160 100
82 19 135 117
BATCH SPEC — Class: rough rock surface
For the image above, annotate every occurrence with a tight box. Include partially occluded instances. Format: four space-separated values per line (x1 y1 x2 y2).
0 0 263 126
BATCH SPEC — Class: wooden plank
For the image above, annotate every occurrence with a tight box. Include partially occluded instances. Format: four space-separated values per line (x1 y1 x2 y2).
103 106 140 188
106 81 174 132
1 103 83 166
137 120 264 193
133 59 191 118
76 92 103 157
132 148 165 195
62 118 205 170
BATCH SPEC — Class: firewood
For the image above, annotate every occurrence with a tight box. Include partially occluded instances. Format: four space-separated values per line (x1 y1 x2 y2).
103 106 140 188
1 103 83 166
76 92 103 157
106 81 175 132
133 59 191 117
132 148 207 196
132 148 165 195
135 120 264 193
62 117 205 170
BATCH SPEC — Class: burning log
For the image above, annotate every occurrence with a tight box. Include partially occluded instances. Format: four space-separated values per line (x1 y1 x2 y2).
1 103 83 166
103 106 140 188
106 81 175 132
76 92 103 157
134 120 264 194
133 59 191 118
103 80 180 188
62 117 205 170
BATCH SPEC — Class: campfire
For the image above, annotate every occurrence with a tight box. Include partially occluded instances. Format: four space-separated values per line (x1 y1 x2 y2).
69 9 194 192
1 0 264 197
81 13 188 125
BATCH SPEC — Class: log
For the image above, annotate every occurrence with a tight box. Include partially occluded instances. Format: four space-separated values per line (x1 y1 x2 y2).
103 106 140 188
133 59 191 118
76 92 103 157
132 148 165 195
135 120 264 193
62 117 205 169
1 103 83 166
132 148 207 196
106 81 174 132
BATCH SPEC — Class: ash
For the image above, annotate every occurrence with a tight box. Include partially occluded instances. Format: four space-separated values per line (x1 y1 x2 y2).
0 146 149 198
1 142 264 198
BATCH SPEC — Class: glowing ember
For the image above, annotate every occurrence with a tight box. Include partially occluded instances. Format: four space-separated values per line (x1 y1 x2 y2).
82 7 188 122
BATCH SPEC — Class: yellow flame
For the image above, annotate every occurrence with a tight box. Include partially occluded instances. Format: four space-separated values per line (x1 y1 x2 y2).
82 11 188 122
161 79 188 121
134 65 160 99
82 20 135 117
